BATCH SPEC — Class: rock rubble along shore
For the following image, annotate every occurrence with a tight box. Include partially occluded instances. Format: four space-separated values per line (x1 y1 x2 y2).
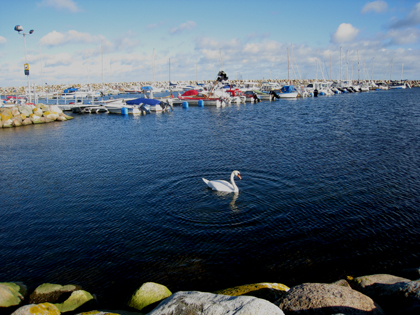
1 79 419 97
0 104 73 128
2 271 420 315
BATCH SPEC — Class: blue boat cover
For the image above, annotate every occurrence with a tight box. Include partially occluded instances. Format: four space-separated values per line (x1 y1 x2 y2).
141 86 153 91
280 85 296 93
64 87 78 93
126 98 161 105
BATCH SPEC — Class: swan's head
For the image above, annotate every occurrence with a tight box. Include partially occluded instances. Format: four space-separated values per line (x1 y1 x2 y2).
233 170 242 180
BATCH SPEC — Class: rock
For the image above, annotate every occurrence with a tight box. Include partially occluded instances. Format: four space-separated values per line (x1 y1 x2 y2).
352 274 420 314
46 114 58 121
0 109 12 121
18 105 34 117
56 115 67 121
75 311 144 315
2 119 13 128
13 119 22 127
30 115 42 124
49 105 63 115
54 290 95 313
0 282 27 308
11 108 20 116
22 118 33 125
11 302 60 315
29 283 82 304
215 282 289 302
276 283 384 315
148 291 283 315
33 109 43 117
40 117 51 123
331 279 351 288
127 282 172 312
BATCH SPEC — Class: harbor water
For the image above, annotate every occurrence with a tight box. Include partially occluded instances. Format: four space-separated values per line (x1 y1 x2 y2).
1 88 420 308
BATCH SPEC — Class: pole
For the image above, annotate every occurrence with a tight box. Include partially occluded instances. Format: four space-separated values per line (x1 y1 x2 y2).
22 34 31 103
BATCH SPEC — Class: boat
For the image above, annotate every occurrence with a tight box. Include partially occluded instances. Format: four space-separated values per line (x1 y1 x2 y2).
389 81 407 89
226 89 246 104
260 82 281 92
252 90 272 101
177 89 226 107
126 97 172 112
278 85 298 98
239 81 260 92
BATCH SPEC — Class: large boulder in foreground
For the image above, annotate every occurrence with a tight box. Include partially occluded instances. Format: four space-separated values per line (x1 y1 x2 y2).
127 282 172 311
276 283 384 315
0 282 27 308
148 291 283 315
352 274 420 315
54 290 95 313
11 302 60 315
29 283 82 304
215 282 289 302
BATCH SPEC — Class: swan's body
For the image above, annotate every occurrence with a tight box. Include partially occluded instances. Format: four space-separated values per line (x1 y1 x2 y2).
202 170 241 193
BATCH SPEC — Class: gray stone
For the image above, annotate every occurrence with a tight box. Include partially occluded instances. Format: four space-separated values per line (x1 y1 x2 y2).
352 274 420 314
276 283 384 315
147 291 284 315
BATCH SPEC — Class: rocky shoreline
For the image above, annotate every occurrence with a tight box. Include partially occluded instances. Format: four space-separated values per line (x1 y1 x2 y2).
2 270 420 315
1 79 419 97
0 105 73 128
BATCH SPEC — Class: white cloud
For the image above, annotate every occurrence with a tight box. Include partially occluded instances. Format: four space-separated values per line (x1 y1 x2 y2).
390 2 420 28
361 1 388 14
385 28 420 45
170 21 196 34
0 36 6 44
331 23 360 43
43 53 73 66
37 0 81 12
39 30 103 47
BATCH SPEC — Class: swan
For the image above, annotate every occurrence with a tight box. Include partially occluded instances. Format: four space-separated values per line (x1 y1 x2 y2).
202 170 242 193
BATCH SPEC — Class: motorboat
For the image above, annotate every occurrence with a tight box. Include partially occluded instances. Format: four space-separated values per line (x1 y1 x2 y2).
226 89 246 104
126 97 172 112
278 85 298 98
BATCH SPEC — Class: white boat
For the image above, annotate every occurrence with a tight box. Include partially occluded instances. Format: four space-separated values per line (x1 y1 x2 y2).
390 81 407 89
278 85 298 98
239 81 260 92
260 82 281 92
105 99 141 115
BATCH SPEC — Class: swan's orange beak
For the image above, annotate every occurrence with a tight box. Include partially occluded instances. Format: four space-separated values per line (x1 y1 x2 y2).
237 174 242 180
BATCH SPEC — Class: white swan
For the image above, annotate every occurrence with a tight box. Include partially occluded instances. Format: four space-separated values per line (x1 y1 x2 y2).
202 170 242 193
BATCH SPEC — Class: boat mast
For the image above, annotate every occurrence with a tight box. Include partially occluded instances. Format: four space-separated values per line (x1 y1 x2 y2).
340 47 342 81
287 48 290 82
401 63 404 81
371 57 374 81
390 58 393 80
346 50 349 81
169 58 171 82
357 50 360 82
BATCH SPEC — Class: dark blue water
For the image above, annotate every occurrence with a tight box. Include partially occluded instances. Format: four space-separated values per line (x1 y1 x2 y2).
1 88 420 308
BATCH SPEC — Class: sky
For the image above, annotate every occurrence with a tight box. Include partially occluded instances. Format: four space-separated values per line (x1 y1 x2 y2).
1 0 420 87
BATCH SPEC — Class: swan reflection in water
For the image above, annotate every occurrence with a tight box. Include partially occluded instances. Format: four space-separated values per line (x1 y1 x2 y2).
213 191 240 211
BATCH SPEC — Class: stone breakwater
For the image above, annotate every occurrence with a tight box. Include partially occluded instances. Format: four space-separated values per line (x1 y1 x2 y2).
0 105 73 128
1 79 420 96
2 271 420 315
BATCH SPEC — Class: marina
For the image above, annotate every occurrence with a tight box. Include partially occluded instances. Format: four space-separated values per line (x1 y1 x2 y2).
1 86 420 309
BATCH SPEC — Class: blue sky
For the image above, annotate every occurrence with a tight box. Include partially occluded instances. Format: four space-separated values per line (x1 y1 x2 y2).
1 0 419 87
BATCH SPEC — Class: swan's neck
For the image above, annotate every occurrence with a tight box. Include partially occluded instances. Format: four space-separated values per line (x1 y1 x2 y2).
230 173 238 192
